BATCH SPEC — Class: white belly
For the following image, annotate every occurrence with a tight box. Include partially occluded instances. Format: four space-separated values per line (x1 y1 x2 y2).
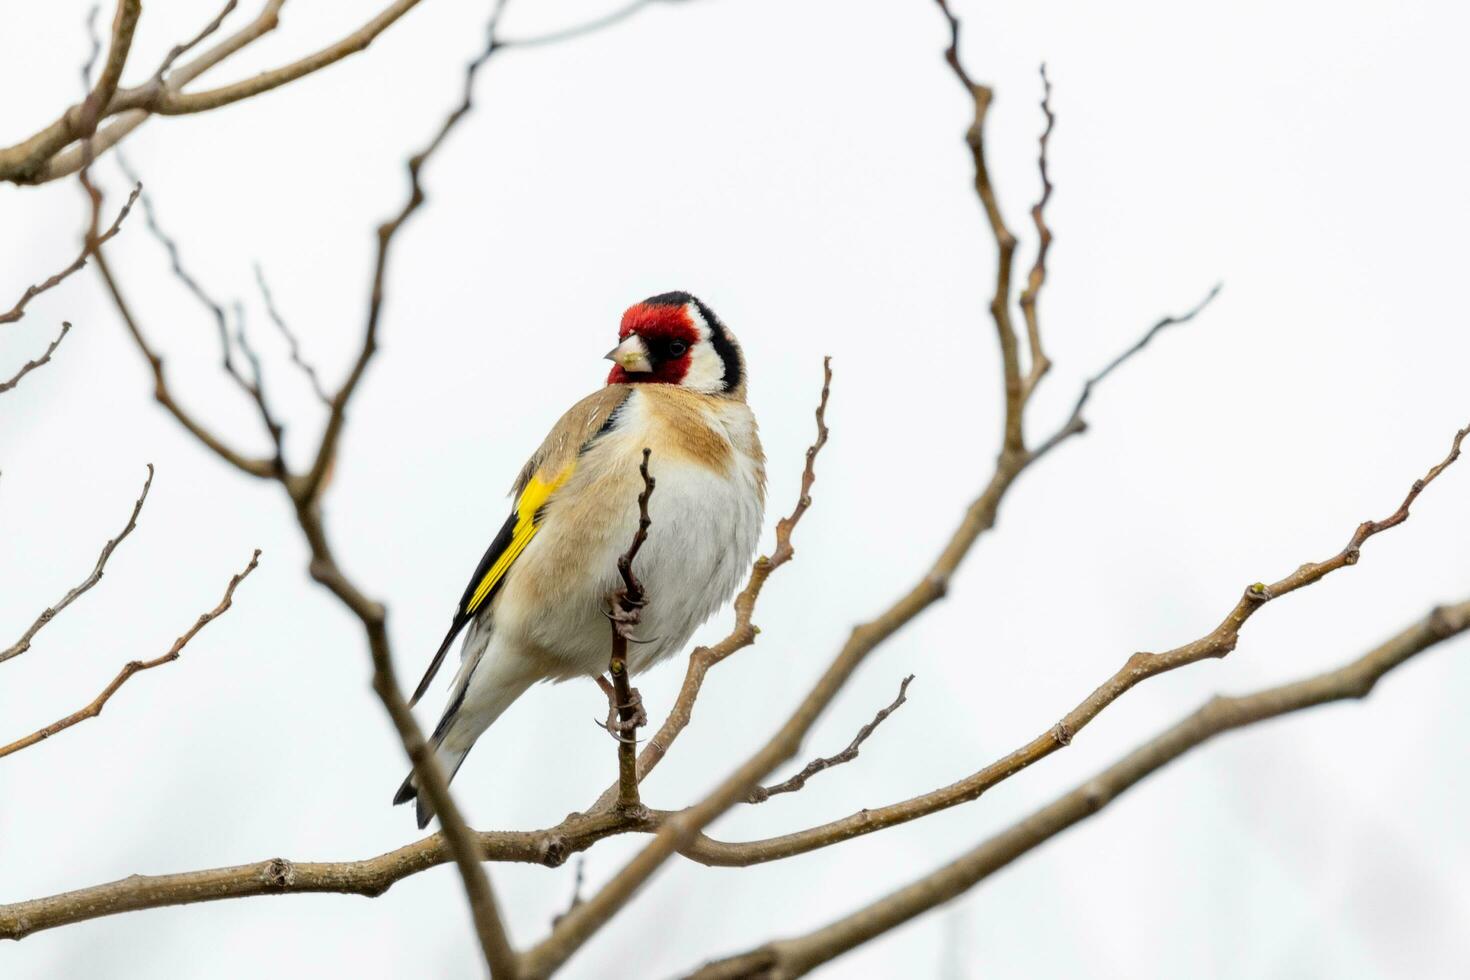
486 392 764 681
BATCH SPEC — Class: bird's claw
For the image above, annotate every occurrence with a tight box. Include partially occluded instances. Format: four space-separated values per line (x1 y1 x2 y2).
600 684 647 741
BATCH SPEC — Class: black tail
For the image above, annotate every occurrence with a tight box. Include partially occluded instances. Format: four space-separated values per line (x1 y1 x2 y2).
391 705 469 829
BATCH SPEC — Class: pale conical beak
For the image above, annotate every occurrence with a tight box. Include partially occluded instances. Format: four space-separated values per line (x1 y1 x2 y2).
604 335 653 373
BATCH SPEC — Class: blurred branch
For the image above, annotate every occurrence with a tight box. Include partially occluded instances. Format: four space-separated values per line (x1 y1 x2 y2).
116 152 288 473
0 465 153 665
688 597 1470 979
0 322 72 395
0 550 260 759
255 262 330 405
0 1 428 184
1017 64 1054 402
0 0 139 182
95 246 277 478
151 1 240 83
0 186 138 326
746 675 914 805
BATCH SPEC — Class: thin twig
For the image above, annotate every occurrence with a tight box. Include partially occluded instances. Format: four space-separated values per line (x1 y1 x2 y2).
1 465 154 665
747 676 914 804
94 247 275 478
12 592 1461 948
114 155 246 393
591 357 833 810
1017 64 1055 402
1031 283 1222 460
0 187 138 326
296 0 512 507
936 0 1023 454
689 597 1470 978
254 263 330 405
0 550 260 759
674 422 1469 866
152 1 240 82
0 323 73 395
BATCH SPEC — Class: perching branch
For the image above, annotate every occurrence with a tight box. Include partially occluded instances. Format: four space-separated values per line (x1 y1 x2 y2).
604 449 656 811
6 591 1466 945
592 356 834 811
527 7 1221 967
0 550 261 759
747 675 914 805
0 465 153 665
688 597 1470 979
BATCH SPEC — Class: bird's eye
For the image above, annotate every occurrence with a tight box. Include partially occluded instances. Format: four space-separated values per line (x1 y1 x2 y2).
668 341 688 357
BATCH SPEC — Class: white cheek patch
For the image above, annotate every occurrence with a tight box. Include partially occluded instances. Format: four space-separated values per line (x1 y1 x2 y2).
679 302 726 393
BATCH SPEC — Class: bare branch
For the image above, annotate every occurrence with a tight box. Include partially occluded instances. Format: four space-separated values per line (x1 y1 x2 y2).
747 675 914 805
0 0 141 183
116 153 232 362
152 0 426 116
936 0 1024 454
674 422 1468 866
255 262 330 405
295 0 512 507
0 550 261 759
0 807 658 940
1 1 425 184
95 246 276 478
689 598 1470 979
0 186 138 326
1 465 153 665
21 1 290 184
605 449 656 811
592 356 833 810
152 1 240 82
8 591 1466 947
1017 64 1055 401
1032 282 1223 460
0 323 72 395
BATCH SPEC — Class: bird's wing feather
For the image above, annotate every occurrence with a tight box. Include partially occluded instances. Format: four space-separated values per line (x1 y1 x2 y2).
408 386 632 707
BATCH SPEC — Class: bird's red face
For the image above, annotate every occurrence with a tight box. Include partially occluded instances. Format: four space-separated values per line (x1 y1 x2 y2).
605 292 742 394
606 301 700 386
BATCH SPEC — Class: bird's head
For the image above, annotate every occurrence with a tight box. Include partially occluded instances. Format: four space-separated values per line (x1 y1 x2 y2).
605 291 745 396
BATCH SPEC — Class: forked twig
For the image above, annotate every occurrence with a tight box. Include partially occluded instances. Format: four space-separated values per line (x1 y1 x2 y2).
748 676 915 804
0 549 260 759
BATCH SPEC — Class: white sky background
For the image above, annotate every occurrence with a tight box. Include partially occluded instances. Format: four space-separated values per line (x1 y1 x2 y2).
2 0 1469 977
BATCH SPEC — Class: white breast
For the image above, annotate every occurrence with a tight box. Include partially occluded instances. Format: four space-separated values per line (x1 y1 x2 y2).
489 389 765 681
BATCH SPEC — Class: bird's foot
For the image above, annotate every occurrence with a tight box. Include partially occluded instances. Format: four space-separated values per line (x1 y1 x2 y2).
598 682 647 742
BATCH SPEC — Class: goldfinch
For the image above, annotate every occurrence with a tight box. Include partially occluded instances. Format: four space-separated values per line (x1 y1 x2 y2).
395 292 765 827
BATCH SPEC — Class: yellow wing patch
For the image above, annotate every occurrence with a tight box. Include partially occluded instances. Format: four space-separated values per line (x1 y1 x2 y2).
465 462 574 614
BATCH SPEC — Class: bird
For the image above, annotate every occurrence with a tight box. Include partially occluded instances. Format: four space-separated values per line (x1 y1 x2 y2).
394 291 766 828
